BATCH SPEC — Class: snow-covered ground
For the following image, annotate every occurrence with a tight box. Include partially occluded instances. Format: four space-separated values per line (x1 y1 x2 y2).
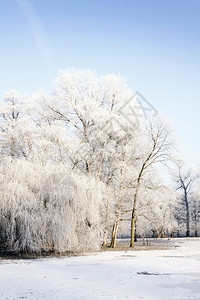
0 238 200 300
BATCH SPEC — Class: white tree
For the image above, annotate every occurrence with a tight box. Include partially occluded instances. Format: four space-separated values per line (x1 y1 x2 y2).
129 119 174 247
0 159 105 253
190 191 200 237
0 90 33 159
173 163 198 237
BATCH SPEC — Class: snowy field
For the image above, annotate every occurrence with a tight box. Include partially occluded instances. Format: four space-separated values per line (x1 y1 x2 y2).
0 238 200 300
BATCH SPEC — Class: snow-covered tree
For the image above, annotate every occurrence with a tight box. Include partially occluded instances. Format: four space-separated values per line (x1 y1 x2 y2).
173 163 198 237
0 159 104 253
190 191 200 236
0 90 33 159
129 119 174 247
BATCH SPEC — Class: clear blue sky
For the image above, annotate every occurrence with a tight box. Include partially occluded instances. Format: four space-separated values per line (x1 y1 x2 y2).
0 0 200 165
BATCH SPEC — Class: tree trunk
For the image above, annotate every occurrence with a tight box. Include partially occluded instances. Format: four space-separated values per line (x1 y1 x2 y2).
130 209 135 247
186 222 190 237
110 220 119 248
102 231 108 246
110 174 124 248
186 216 190 237
185 192 190 237
130 186 140 247
134 218 137 242
130 160 146 247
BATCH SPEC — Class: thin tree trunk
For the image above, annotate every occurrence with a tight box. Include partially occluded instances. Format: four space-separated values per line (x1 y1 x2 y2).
110 220 120 248
134 217 137 242
130 157 148 247
130 214 135 247
110 169 124 248
185 191 190 237
103 231 108 246
130 183 140 247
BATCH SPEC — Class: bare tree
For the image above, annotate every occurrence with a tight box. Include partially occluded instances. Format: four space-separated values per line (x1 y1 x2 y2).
130 120 173 247
174 163 198 237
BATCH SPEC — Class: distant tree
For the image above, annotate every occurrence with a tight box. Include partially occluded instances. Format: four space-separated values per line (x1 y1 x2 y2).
190 193 200 237
173 163 198 237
